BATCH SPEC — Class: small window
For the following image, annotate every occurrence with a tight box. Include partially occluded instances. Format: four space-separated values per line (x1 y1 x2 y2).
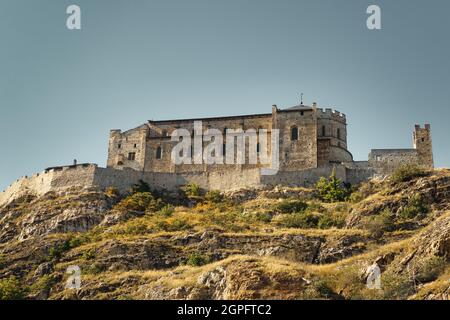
322 126 326 137
300 111 304 116
134 143 137 148
118 143 122 149
156 146 162 159
421 138 425 142
162 130 168 137
337 128 341 140
117 161 123 166
256 143 260 153
128 152 136 161
223 127 227 135
223 143 226 156
291 126 298 141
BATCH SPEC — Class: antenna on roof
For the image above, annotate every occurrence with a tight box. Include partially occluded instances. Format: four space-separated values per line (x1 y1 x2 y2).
300 93 304 105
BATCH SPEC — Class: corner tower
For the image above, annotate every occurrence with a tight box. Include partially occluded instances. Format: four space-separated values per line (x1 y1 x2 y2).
413 124 434 169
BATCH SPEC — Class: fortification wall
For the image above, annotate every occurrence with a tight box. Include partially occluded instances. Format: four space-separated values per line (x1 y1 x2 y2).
260 164 346 187
343 161 374 185
0 171 54 206
1 162 353 207
368 149 419 175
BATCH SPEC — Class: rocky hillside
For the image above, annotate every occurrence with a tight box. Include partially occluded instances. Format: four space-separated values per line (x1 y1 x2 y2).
0 167 449 300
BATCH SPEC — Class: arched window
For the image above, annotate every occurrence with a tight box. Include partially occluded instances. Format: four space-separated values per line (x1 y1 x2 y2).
322 126 326 137
156 146 162 159
291 126 298 141
337 128 341 140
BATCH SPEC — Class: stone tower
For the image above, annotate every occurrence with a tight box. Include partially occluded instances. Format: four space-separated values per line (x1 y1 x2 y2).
413 124 434 169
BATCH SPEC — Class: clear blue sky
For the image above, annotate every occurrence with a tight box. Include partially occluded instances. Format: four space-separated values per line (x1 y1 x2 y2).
1 0 449 191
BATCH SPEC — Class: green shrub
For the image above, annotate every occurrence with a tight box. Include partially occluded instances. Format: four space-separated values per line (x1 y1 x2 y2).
48 240 72 260
301 279 336 299
186 252 209 267
416 256 446 283
130 180 151 194
114 192 155 213
184 183 202 197
398 194 429 220
273 200 308 214
276 212 318 228
205 190 223 203
29 275 55 296
158 204 174 217
391 165 428 183
81 249 96 261
317 214 345 229
0 276 25 300
381 271 415 299
146 197 166 213
123 220 149 235
201 211 245 232
83 263 105 275
362 209 395 237
255 212 273 223
315 172 351 202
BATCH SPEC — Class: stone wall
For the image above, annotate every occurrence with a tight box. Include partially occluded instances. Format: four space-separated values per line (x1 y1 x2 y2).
1 163 353 207
368 149 419 175
343 161 374 185
274 108 318 171
260 164 347 188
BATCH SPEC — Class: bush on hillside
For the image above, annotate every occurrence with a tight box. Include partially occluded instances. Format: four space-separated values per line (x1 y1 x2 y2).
0 276 25 300
398 194 429 220
391 165 428 183
315 172 351 202
183 183 202 198
273 200 308 214
276 212 319 229
130 180 151 194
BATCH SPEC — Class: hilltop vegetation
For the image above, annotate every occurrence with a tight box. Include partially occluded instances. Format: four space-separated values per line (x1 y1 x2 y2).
0 166 449 300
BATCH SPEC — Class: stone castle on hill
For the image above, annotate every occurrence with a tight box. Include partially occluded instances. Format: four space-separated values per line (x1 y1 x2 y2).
0 102 433 206
106 103 433 179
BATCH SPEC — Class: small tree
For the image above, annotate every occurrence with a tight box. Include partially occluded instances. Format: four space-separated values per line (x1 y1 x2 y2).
315 170 350 202
130 180 151 194
0 276 25 300
184 183 202 197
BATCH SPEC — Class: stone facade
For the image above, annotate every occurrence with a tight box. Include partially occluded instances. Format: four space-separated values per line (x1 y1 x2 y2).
0 104 434 207
107 104 352 173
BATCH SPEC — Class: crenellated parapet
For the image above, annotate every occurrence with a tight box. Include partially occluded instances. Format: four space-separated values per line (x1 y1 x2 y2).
316 108 346 123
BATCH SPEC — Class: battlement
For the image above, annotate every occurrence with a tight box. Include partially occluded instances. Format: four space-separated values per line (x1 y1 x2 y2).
414 124 431 131
316 108 346 122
